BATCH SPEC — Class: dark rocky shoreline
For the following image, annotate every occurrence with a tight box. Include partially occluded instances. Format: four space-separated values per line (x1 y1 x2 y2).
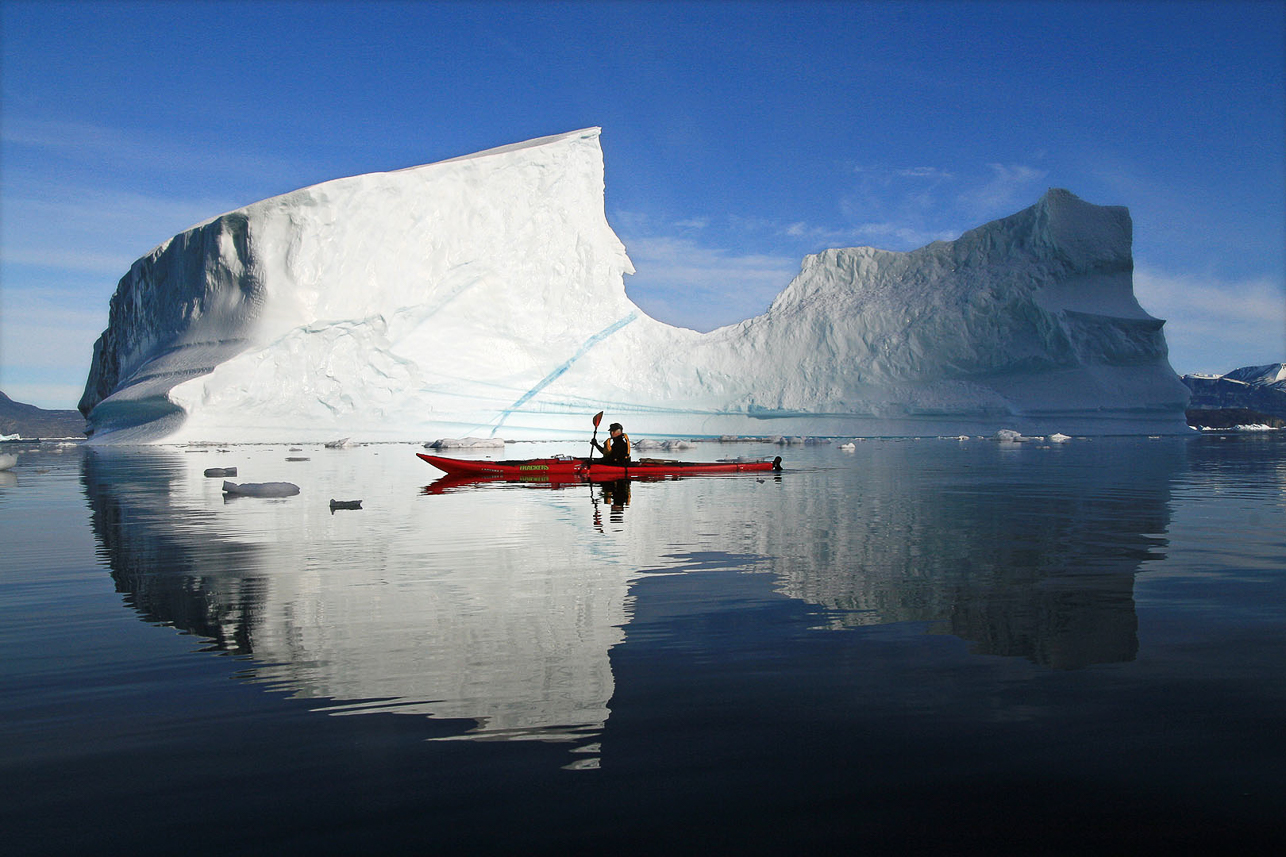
0 391 87 439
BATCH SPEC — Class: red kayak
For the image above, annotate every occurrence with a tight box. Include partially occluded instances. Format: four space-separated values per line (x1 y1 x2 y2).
417 453 782 481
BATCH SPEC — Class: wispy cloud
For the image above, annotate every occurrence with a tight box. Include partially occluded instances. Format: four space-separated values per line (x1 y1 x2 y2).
0 187 230 274
1134 266 1286 374
613 157 1053 330
783 219 953 249
0 117 248 406
833 159 1047 252
956 163 1048 220
895 167 954 180
1 116 259 281
1 116 306 191
0 287 107 407
618 233 799 331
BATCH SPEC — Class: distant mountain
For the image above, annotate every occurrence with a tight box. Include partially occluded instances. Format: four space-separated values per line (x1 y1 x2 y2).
1182 363 1286 428
0 391 87 439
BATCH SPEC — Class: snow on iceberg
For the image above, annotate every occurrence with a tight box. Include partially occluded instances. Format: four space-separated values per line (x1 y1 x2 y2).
80 128 1191 444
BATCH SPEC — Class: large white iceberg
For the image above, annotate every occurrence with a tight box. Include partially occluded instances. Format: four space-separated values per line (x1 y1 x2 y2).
80 128 1190 443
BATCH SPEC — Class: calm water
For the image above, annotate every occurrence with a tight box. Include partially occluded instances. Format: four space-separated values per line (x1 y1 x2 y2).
2 434 1284 854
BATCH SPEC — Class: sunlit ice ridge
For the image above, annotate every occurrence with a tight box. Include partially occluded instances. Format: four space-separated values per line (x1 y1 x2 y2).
79 128 1191 444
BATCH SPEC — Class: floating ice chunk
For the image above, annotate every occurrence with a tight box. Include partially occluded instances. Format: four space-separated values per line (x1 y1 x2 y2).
329 499 363 511
994 429 1032 442
0 453 17 471
426 438 507 449
204 466 238 477
325 438 354 448
1049 433 1072 443
222 480 300 497
634 439 695 451
839 442 856 451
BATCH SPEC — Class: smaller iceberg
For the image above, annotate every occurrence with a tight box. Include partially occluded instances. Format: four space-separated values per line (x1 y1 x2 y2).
222 480 300 497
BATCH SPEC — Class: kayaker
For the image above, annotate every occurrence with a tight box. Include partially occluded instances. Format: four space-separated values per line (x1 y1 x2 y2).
593 422 631 465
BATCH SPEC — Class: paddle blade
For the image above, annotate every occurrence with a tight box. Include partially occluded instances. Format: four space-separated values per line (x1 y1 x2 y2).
592 411 604 428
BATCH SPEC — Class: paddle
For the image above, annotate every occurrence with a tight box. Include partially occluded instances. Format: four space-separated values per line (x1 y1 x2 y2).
588 412 606 522
590 411 604 461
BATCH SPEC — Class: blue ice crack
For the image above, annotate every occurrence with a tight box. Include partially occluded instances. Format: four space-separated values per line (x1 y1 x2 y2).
491 312 638 435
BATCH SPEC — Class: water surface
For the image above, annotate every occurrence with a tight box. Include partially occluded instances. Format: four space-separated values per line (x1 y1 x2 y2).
2 434 1283 853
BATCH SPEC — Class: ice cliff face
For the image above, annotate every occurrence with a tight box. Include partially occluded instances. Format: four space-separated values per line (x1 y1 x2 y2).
80 128 1190 443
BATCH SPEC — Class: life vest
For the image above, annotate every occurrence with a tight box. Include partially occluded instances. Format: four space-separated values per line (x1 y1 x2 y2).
601 433 631 464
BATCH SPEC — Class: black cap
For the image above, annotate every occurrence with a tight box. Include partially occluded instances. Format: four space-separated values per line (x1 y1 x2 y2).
609 422 623 432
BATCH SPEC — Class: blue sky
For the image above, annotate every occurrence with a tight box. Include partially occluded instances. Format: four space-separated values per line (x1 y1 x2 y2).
2 0 1283 410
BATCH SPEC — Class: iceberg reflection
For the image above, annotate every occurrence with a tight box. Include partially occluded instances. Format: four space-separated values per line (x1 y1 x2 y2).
82 439 1179 755
83 445 642 750
754 439 1178 668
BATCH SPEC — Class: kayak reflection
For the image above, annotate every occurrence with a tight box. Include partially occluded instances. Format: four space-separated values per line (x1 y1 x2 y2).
421 469 769 496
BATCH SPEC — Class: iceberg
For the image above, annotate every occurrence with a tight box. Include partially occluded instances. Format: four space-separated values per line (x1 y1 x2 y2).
79 128 1190 443
222 480 300 498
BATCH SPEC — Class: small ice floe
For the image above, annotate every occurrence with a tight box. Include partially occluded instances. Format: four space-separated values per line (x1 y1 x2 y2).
425 437 506 449
839 442 856 451
204 466 238 477
329 499 363 512
634 439 695 451
1049 433 1072 443
286 456 310 461
993 429 1035 443
222 480 300 497
324 437 354 449
0 453 17 471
